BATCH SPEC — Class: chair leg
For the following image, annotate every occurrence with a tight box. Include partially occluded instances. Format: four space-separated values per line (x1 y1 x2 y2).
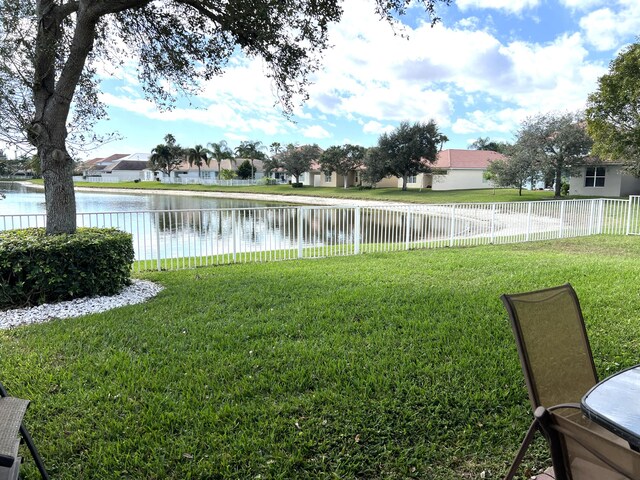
534 407 570 480
19 425 49 480
504 420 540 480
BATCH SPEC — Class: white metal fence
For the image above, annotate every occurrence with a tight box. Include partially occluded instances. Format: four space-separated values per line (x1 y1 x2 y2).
1 197 638 271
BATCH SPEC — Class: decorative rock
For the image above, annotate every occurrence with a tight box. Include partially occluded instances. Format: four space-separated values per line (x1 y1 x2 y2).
0 280 164 329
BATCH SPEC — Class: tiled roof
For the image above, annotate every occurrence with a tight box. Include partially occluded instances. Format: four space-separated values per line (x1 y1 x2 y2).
109 160 148 171
100 153 129 163
81 157 105 168
433 149 506 169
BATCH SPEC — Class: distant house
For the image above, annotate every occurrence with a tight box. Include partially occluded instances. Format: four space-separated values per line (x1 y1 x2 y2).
301 162 356 187
153 158 266 183
390 149 507 190
302 149 505 190
78 153 149 182
570 163 640 197
101 158 149 182
80 154 129 177
417 149 506 190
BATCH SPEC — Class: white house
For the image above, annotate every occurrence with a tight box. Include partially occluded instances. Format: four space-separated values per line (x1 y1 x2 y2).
78 153 149 182
570 163 640 197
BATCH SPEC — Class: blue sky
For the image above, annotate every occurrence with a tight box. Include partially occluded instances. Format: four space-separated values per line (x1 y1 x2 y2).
80 0 639 159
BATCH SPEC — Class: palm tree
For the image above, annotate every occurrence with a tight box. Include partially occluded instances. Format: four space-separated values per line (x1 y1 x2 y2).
235 140 266 180
186 144 211 178
149 143 172 176
207 140 233 180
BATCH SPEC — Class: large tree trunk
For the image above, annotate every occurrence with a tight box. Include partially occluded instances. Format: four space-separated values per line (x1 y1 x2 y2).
402 174 408 191
40 145 77 234
31 0 98 234
554 164 562 198
343 174 348 189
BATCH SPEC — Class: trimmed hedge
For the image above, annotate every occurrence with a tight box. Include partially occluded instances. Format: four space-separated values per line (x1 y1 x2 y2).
0 228 134 309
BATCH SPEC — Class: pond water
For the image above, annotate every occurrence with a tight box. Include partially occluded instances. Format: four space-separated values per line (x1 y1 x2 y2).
0 181 289 216
0 181 462 267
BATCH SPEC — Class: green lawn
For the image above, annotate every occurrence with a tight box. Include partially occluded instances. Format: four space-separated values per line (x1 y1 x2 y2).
1 235 639 479
55 179 573 204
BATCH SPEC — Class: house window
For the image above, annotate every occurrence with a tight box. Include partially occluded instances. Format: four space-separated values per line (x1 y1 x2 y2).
407 175 417 184
585 167 605 187
201 171 211 179
324 172 332 182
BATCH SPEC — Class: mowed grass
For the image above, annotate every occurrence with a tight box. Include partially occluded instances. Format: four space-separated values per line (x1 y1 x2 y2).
63 180 565 204
1 236 639 479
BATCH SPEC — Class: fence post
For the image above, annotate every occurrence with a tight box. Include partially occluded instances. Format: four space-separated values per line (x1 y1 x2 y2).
449 205 456 247
588 200 595 235
597 199 604 234
405 206 412 250
559 201 566 238
526 202 532 242
298 207 304 258
490 203 496 244
155 212 162 271
232 210 237 263
626 196 634 235
354 207 361 255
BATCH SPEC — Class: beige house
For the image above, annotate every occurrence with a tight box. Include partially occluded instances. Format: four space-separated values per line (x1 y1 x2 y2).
569 163 640 197
302 149 506 190
402 149 507 190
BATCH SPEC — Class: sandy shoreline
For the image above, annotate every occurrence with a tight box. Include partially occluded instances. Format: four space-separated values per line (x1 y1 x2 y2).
22 182 403 207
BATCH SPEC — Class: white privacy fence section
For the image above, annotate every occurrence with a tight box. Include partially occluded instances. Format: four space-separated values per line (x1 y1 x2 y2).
1 198 638 271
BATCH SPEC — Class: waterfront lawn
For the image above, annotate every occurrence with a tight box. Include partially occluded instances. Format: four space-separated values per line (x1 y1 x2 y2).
66 180 562 204
1 236 639 479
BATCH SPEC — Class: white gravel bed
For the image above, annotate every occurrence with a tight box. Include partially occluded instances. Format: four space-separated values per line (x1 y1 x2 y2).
0 280 164 330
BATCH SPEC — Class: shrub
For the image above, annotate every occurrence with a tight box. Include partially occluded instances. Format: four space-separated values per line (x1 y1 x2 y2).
561 181 570 196
291 182 303 188
236 160 253 179
0 228 134 309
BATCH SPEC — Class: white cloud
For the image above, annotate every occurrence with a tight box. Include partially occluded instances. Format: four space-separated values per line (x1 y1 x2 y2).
93 0 614 150
579 2 640 51
456 16 481 29
452 108 527 135
456 0 539 15
559 0 606 11
362 121 395 135
302 125 331 139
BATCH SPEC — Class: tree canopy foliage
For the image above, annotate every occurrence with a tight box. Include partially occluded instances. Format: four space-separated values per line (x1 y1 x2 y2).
319 144 366 188
186 144 210 178
486 144 538 196
149 134 184 176
0 0 450 234
235 141 267 180
468 137 509 154
280 144 321 184
207 140 234 176
516 112 592 197
586 42 640 177
377 120 447 191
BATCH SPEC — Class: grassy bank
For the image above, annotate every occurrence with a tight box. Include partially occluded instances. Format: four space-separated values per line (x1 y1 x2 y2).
35 179 567 204
1 235 639 479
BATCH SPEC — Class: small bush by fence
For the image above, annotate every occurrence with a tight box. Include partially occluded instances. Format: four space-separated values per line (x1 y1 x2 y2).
0 228 134 308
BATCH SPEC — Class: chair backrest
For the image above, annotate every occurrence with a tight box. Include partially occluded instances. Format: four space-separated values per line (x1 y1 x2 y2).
501 284 598 411
538 406 640 480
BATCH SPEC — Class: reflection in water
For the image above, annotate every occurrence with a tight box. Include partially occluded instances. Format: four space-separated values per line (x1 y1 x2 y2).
1 181 489 267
